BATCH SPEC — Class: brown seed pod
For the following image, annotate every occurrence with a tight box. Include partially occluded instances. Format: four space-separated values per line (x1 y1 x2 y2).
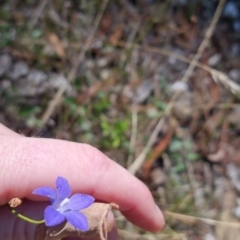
35 202 119 240
8 198 22 208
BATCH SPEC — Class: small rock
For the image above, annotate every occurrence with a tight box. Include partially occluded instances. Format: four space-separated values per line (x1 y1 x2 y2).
91 40 103 49
234 205 240 218
48 74 73 95
145 0 155 4
208 53 222 67
100 69 110 80
227 108 240 129
123 85 134 99
134 80 153 103
234 198 240 218
214 177 229 199
172 91 193 123
1 79 12 89
194 187 205 207
14 69 48 96
229 69 240 82
16 85 46 96
168 56 177 65
48 74 67 89
204 233 215 240
146 107 158 118
0 54 12 76
97 58 108 67
233 20 240 32
170 81 189 93
168 49 186 66
150 168 167 187
227 163 240 192
230 43 240 58
223 2 239 19
8 61 29 80
85 60 95 69
27 69 48 84
177 0 187 5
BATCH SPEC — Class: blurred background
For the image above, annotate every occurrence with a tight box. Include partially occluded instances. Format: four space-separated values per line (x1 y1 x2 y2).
1 0 240 239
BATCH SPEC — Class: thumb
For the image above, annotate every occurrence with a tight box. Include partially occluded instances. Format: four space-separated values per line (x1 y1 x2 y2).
0 200 46 240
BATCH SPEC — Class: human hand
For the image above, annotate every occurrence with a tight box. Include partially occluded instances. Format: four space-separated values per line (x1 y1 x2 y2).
0 124 164 240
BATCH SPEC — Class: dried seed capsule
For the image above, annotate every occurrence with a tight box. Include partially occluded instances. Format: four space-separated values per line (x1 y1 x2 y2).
9 198 22 208
35 202 119 240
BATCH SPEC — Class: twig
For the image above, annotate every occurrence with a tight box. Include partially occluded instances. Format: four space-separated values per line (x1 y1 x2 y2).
121 22 141 167
127 106 138 167
118 42 240 95
181 0 226 83
165 211 240 228
40 0 109 127
127 0 226 175
180 146 197 190
128 117 166 174
119 21 141 69
30 0 49 27
118 229 185 240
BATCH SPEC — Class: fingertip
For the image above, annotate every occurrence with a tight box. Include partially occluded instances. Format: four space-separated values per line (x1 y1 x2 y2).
122 203 165 232
153 205 165 232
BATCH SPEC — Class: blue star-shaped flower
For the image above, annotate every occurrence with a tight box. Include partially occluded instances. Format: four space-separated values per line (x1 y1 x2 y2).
33 176 94 231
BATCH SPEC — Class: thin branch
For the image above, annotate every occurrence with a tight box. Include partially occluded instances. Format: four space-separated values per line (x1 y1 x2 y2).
41 0 109 127
165 211 240 228
128 0 226 175
30 0 49 27
181 0 226 83
127 106 138 167
128 117 166 174
119 21 141 69
117 41 240 95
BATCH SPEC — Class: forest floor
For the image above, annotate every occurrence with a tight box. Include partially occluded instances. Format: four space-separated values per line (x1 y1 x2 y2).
1 0 240 239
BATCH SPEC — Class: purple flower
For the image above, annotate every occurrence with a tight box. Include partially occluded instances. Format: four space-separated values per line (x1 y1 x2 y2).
33 176 94 231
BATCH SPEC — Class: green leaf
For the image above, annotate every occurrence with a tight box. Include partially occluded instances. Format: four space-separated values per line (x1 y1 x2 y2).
31 29 42 39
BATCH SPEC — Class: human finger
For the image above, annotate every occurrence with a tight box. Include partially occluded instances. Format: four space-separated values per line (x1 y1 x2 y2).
0 135 164 232
0 123 22 137
0 200 47 240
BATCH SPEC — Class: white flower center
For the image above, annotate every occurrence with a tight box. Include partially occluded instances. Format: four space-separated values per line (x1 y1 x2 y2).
60 198 69 207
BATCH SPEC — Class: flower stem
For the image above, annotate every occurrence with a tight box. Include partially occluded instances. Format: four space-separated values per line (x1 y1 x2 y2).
11 210 45 224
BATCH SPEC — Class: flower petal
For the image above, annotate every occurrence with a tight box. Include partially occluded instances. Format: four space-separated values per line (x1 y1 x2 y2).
56 176 71 199
67 194 95 210
44 206 65 227
63 211 89 231
32 187 56 203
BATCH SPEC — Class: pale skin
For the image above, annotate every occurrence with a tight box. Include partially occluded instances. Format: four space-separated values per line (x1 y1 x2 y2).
0 124 164 240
